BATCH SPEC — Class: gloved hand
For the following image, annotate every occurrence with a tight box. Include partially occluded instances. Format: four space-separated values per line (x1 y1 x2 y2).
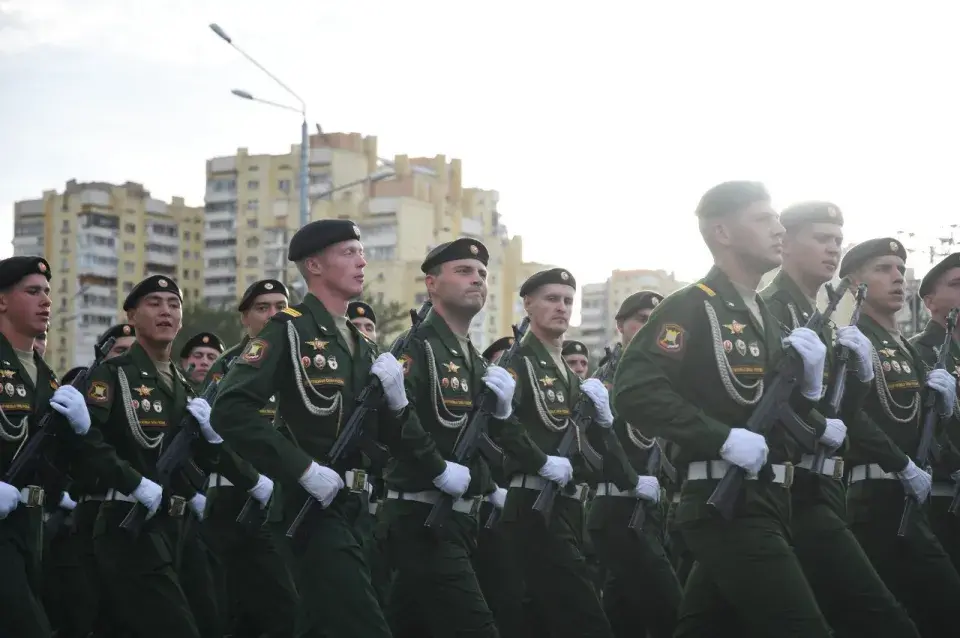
0 482 20 519
836 326 875 382
298 462 344 508
432 461 471 498
819 418 847 451
580 378 614 427
187 397 222 444
50 385 91 436
898 458 932 504
486 486 508 510
248 474 275 508
538 455 573 487
132 477 163 520
719 428 769 475
59 491 77 511
633 476 660 502
188 493 206 520
370 353 408 411
926 369 957 416
783 327 827 400
482 365 515 419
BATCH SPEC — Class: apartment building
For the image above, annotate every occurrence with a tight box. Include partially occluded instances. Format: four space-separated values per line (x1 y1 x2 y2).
12 180 203 372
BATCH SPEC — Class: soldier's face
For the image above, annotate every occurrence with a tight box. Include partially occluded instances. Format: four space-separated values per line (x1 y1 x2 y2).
350 317 377 340
106 336 136 360
783 222 844 283
312 240 366 298
525 284 574 336
564 354 589 379
619 309 653 345
0 274 51 338
720 201 785 272
428 259 487 314
182 346 219 382
241 293 288 337
128 292 182 345
855 256 905 315
926 267 960 325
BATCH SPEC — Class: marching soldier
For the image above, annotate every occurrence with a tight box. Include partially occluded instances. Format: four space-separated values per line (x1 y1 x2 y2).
210 219 395 638
562 340 589 379
180 332 224 387
201 278 300 638
383 238 510 637
840 238 960 638
911 252 960 571
762 205 919 637
613 182 833 637
70 275 212 638
497 267 614 638
348 300 377 340
0 256 90 638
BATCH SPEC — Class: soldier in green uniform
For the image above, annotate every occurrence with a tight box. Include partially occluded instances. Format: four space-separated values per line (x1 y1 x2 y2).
562 340 589 380
0 256 89 638
201 278 300 638
71 275 212 638
210 219 395 638
614 181 834 637
840 238 960 638
382 237 510 637
911 252 960 571
497 267 614 638
347 300 377 341
762 205 920 637
181 331 224 386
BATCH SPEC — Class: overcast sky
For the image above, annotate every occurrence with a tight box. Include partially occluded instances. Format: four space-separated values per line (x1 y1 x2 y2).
2 0 959 300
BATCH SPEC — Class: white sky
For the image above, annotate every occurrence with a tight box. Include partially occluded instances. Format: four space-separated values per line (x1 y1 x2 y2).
2 0 959 303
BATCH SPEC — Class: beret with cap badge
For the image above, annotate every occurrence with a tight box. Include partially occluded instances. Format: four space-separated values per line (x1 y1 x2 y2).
238 279 289 312
482 336 514 362
347 301 377 324
97 324 135 352
779 201 844 228
919 252 960 298
123 275 182 310
519 268 577 297
421 238 490 274
616 290 664 321
288 219 362 262
562 340 588 358
179 332 224 360
838 237 907 279
0 256 51 289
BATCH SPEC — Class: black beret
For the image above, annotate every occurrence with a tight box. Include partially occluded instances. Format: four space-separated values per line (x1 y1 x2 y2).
61 366 87 386
288 219 361 262
347 301 376 324
615 290 664 321
179 332 224 360
919 252 960 298
562 340 588 358
238 279 288 312
123 275 182 310
695 181 770 219
779 201 843 228
519 268 576 297
97 324 134 352
482 336 514 361
0 256 51 289
839 237 907 278
421 238 490 273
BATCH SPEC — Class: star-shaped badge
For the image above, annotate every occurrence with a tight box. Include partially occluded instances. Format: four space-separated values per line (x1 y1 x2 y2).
305 339 328 351
135 385 153 397
0 370 14 379
444 362 460 373
723 321 746 335
540 376 556 387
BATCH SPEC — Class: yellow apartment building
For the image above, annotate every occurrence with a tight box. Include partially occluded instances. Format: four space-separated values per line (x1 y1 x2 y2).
12 180 203 372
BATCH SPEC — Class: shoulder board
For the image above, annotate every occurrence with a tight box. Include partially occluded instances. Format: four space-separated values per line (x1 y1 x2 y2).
271 305 305 323
696 282 716 297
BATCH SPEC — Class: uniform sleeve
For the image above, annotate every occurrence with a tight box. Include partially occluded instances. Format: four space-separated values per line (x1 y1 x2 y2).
493 362 549 474
613 297 731 456
849 408 910 473
211 320 314 487
388 338 448 479
69 364 143 495
210 445 261 490
597 419 640 491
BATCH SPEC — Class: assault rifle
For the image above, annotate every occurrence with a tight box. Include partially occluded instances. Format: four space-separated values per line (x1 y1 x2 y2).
285 300 433 538
898 307 959 536
531 343 619 523
424 317 530 529
627 438 664 534
707 279 851 520
811 283 868 473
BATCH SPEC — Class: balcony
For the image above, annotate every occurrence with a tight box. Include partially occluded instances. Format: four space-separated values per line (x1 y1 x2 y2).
461 216 484 237
80 189 111 207
205 209 235 225
146 198 168 215
204 283 237 301
205 188 237 205
13 236 43 255
204 226 235 242
310 148 332 165
368 197 398 215
210 156 237 173
205 265 235 279
359 224 397 248
205 245 235 260
15 199 43 215
144 248 177 267
146 227 179 248
309 181 333 197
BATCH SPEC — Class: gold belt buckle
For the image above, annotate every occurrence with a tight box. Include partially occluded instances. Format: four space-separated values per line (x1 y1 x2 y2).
831 457 845 481
346 469 368 494
168 495 187 518
24 485 44 508
782 463 795 489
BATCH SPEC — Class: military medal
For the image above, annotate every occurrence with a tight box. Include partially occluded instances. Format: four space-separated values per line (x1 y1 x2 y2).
451 377 460 390
314 354 326 370
892 361 901 373
301 356 311 369
882 361 892 373
748 342 760 357
724 321 746 335
460 379 468 392
15 385 25 397
547 389 556 402
902 362 911 374
131 400 139 409
556 391 565 403
441 377 450 388
142 399 151 412
735 340 747 356
153 400 162 413
4 383 13 396
328 356 338 371
723 340 733 354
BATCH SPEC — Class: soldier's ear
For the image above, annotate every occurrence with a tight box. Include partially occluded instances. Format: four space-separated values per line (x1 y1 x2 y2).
125 308 136 323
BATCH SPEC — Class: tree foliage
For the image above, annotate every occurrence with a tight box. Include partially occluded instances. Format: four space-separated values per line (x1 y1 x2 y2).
174 304 245 359
360 295 414 349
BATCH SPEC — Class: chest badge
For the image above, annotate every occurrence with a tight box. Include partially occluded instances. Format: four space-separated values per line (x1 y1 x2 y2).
556 391 565 403
15 385 25 397
153 400 162 413
724 321 746 335
547 389 556 402
305 339 328 352
748 342 760 357
443 362 461 373
460 378 469 392
902 362 912 374
313 354 326 370
135 385 153 397
451 377 460 390
0 370 14 380
4 383 13 396
891 361 901 373
540 376 556 388
328 356 339 371
735 340 747 356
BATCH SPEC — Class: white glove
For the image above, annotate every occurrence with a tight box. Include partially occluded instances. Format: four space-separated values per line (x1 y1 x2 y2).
538 455 574 487
432 461 472 498
719 428 769 475
836 326 875 382
486 486 508 510
926 368 957 416
371 353 408 411
248 474 275 508
783 327 827 400
187 397 222 444
50 385 91 436
298 462 344 508
0 482 20 519
898 458 932 504
482 365 516 419
188 493 206 520
633 476 660 503
819 418 847 451
132 477 163 520
59 491 77 511
580 378 614 427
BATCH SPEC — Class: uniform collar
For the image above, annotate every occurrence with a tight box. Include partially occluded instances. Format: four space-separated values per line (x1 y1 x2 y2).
423 309 475 360
703 265 760 313
522 331 574 391
770 270 816 319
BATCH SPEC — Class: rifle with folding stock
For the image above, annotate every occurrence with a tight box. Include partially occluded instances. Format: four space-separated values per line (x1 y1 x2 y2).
285 300 433 538
627 438 665 534
707 279 851 520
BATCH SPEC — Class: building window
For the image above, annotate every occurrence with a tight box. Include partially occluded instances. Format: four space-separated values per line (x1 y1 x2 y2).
124 223 135 234
278 179 291 192
247 180 260 190
246 200 259 212
183 250 190 259
61 220 69 232
247 218 258 229
123 281 134 292
124 242 135 251
124 261 135 273
245 256 259 267
366 246 395 261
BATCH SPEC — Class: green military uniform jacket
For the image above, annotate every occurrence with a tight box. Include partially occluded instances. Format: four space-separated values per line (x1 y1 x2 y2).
909 320 960 483
211 293 400 491
385 309 496 497
612 266 821 524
